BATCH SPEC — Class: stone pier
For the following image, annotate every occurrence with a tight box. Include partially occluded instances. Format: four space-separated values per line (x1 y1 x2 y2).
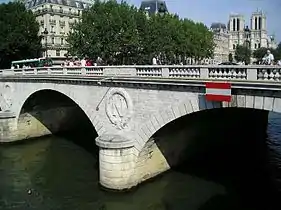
96 135 171 190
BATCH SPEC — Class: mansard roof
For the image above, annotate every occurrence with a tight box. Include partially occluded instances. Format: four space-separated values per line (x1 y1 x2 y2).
140 0 168 15
26 0 91 9
210 22 227 29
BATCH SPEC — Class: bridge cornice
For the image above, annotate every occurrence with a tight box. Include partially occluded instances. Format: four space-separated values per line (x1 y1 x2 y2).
1 75 281 93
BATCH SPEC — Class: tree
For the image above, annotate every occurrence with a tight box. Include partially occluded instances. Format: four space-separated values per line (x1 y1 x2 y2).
67 0 142 65
234 45 251 64
274 42 281 61
228 53 233 62
67 0 215 65
144 13 183 64
0 2 42 69
253 45 281 62
253 47 268 61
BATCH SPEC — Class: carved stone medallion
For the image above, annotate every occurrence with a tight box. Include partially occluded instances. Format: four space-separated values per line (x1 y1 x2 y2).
0 83 13 111
105 88 133 130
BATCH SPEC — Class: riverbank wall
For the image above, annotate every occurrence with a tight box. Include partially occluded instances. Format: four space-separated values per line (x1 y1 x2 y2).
0 106 79 143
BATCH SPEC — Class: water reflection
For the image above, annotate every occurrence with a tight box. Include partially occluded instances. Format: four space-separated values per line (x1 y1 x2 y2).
0 111 280 210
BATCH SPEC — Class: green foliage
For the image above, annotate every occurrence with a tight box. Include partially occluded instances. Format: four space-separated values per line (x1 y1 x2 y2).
67 0 215 65
253 47 272 61
234 45 251 64
253 44 281 61
0 2 42 68
228 53 233 62
275 42 281 61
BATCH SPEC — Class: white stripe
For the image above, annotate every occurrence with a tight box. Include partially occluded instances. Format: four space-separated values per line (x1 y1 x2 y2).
206 88 231 96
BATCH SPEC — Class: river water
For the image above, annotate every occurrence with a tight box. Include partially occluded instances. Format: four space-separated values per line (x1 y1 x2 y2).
0 112 281 210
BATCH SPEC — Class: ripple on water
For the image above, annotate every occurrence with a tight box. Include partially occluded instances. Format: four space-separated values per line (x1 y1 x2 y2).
0 111 281 210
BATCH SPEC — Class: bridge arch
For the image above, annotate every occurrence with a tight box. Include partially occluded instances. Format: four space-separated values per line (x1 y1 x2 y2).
135 95 281 151
131 96 275 187
16 88 99 141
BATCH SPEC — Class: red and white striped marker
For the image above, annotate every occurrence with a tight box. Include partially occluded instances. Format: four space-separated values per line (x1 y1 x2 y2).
205 82 231 102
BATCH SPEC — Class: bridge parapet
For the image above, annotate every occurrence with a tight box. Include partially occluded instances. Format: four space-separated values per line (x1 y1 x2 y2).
1 65 281 81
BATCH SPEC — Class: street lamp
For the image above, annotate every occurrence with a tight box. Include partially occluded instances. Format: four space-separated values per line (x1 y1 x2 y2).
42 28 49 59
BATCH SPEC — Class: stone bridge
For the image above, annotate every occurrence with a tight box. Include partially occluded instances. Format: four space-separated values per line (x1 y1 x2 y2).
1 65 281 190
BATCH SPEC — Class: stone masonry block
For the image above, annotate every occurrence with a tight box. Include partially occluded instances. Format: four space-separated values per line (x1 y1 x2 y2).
273 98 281 113
263 97 274 111
254 96 264 110
245 95 254 108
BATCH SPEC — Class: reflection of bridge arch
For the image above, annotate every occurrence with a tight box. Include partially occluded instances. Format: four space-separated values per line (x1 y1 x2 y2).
135 95 281 151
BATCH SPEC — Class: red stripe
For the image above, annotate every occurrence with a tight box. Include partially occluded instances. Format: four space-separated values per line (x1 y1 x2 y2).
205 82 231 89
206 94 232 102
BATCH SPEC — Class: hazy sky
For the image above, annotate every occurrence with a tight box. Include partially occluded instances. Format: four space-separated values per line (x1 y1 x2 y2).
1 0 280 41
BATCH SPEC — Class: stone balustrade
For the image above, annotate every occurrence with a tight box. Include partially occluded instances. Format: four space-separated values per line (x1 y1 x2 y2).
1 65 281 81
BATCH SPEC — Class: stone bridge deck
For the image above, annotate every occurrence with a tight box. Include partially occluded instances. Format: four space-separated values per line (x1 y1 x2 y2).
1 65 281 190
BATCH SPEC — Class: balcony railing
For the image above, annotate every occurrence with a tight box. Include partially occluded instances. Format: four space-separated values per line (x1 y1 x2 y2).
59 20 66 26
49 19 56 25
1 65 281 82
34 8 81 18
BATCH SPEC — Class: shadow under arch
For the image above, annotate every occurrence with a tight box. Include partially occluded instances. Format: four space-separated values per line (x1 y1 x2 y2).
138 106 281 209
18 89 99 156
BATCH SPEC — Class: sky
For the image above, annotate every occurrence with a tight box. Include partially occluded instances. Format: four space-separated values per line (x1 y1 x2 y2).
125 0 281 42
1 0 280 42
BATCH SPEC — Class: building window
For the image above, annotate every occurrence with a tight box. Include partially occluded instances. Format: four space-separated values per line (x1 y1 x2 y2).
255 43 257 49
258 17 262 30
61 38 64 45
258 43 261 48
56 50 60 56
255 17 257 30
233 19 236 31
52 37 55 44
51 26 54 33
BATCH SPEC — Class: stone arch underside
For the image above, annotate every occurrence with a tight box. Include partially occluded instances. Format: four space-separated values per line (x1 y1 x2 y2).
124 95 274 189
135 95 281 151
15 88 100 141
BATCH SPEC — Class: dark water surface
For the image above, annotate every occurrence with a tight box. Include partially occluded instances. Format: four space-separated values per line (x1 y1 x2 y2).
0 112 281 210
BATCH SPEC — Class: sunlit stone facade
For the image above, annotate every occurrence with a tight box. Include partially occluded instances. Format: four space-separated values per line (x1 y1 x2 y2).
25 0 93 59
210 23 230 64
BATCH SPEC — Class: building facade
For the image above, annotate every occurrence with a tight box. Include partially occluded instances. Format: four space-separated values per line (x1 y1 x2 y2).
25 0 92 61
211 10 277 64
210 23 230 64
